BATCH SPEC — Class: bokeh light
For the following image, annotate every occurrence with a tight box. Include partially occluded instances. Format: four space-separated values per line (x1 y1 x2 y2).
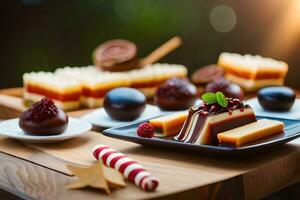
209 5 237 33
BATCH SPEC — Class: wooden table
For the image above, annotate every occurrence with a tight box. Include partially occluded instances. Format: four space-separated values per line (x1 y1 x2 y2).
0 88 299 200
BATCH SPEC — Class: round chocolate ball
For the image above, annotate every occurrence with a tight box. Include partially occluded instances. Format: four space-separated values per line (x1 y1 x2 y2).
103 87 146 121
154 78 198 111
19 98 68 135
205 78 244 100
258 86 295 111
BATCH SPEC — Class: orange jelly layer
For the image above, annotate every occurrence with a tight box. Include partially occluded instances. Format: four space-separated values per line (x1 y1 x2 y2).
26 85 81 101
82 87 112 98
224 67 284 80
150 113 187 136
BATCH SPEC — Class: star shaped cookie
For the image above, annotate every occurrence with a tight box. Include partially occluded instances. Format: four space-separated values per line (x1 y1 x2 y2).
66 161 125 194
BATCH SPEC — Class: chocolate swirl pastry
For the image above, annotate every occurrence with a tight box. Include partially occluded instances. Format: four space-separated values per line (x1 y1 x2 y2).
93 39 138 72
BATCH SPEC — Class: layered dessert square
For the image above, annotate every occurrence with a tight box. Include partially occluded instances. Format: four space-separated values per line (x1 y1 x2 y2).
218 52 289 92
23 72 82 110
149 112 188 136
174 98 257 145
56 67 130 108
129 63 187 98
217 119 284 147
55 64 187 108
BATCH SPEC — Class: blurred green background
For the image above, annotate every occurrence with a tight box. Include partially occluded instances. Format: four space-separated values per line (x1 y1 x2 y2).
1 0 299 88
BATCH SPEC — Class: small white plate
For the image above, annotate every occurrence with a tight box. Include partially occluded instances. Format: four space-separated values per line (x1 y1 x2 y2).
245 98 300 120
81 104 163 128
81 101 202 129
0 118 92 143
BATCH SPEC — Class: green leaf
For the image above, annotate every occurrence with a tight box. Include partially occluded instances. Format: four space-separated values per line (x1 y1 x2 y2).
215 92 228 108
201 92 216 104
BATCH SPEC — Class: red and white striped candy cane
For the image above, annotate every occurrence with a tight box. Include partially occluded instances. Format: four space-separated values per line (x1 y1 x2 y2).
93 145 159 191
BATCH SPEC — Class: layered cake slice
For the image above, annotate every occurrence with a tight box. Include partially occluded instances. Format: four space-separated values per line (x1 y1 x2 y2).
174 92 257 145
23 72 82 110
149 112 188 136
56 66 130 108
129 63 187 98
218 52 289 92
55 64 187 108
217 119 284 147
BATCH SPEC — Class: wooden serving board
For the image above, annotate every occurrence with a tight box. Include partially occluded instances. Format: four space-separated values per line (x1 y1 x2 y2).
0 88 95 119
0 131 299 199
0 87 300 199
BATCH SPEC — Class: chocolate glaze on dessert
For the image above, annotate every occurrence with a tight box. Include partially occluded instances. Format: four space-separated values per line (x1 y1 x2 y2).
174 98 256 145
19 98 68 135
183 112 207 143
174 106 199 141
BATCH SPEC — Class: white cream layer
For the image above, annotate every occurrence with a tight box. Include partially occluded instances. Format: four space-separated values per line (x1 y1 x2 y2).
225 74 284 92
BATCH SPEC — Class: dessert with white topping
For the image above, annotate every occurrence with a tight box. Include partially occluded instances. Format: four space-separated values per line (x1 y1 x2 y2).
23 64 187 109
23 72 81 110
218 52 288 92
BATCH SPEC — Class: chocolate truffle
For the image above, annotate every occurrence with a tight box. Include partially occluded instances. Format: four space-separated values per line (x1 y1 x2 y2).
19 98 68 135
103 87 146 121
205 78 244 100
154 78 198 110
258 86 296 111
93 39 138 72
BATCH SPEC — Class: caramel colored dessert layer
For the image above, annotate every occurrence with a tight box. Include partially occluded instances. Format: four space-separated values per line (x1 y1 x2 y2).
217 119 284 147
150 112 188 136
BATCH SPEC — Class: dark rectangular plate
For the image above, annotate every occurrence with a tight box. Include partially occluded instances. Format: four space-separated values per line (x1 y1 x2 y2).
103 116 300 157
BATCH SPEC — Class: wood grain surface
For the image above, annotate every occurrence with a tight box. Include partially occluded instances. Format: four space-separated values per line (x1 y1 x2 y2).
0 88 299 199
0 131 299 199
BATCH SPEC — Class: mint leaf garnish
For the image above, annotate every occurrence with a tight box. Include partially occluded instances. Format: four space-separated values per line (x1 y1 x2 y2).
215 92 228 108
201 92 216 104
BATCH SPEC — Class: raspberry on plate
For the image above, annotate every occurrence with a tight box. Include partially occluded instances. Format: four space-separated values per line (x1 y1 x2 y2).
136 123 155 138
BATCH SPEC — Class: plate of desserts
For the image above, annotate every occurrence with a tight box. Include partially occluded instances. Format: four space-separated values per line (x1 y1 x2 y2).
103 92 300 156
0 98 92 143
81 78 201 129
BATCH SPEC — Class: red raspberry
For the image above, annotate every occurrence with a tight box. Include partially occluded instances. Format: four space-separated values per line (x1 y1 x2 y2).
137 123 155 138
25 98 58 123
